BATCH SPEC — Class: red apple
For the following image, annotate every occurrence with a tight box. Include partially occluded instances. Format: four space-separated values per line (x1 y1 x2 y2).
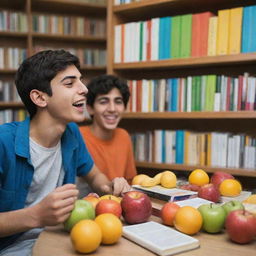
210 171 234 188
198 183 220 203
160 202 180 226
179 184 201 192
225 209 256 244
95 199 122 218
121 191 152 224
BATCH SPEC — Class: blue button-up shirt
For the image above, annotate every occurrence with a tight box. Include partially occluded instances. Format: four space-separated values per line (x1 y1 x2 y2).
0 117 94 250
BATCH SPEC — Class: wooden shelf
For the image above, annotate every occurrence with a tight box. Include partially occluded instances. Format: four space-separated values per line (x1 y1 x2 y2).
0 69 17 75
113 53 256 70
136 161 256 177
0 31 28 38
32 33 106 43
123 111 256 120
32 0 106 16
113 0 255 21
0 102 23 109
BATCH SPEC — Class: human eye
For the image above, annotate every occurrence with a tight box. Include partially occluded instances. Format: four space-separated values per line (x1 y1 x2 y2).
115 98 124 104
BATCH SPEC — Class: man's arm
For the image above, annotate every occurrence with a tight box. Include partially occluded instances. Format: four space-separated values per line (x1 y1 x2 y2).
83 165 130 196
0 184 78 238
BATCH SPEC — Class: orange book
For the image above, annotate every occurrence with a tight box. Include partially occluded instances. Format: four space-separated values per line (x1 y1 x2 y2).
136 80 142 112
146 20 151 61
228 7 243 54
217 9 230 55
191 12 213 57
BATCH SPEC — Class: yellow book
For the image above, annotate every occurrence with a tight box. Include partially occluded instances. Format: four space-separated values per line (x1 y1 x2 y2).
228 7 243 54
207 16 218 56
184 131 190 164
217 9 230 55
199 134 206 166
206 133 211 166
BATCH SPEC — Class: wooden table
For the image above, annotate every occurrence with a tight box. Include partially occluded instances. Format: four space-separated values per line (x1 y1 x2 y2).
33 201 256 256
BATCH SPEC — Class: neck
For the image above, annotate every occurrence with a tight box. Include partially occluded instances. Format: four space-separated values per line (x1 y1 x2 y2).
90 123 114 140
30 112 66 148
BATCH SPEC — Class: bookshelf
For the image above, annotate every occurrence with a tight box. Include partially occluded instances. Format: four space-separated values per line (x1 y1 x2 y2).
0 0 107 123
107 0 256 186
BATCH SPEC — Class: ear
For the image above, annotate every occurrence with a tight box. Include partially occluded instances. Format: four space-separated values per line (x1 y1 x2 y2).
30 89 47 107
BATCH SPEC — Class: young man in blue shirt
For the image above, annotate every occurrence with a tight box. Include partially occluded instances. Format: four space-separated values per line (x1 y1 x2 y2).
0 49 130 255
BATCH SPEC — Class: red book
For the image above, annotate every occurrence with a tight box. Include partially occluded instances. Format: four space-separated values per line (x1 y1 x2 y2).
191 12 213 57
146 20 152 61
136 80 142 112
237 75 243 111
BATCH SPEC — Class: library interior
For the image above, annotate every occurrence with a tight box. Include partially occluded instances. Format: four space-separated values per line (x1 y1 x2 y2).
0 0 256 256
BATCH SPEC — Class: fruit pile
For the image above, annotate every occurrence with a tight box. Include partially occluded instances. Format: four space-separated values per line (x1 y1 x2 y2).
159 198 256 244
64 191 152 253
132 170 177 188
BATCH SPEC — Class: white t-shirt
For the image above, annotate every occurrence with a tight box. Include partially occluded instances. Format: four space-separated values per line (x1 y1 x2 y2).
0 138 64 256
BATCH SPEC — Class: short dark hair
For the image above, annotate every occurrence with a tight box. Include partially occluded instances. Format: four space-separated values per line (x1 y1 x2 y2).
15 49 80 118
86 74 130 108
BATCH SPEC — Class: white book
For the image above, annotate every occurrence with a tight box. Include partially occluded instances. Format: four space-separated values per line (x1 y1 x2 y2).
123 221 200 256
186 76 192 112
151 18 159 61
114 25 121 63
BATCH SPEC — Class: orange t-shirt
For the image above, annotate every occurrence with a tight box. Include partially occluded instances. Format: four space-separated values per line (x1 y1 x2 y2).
79 126 137 183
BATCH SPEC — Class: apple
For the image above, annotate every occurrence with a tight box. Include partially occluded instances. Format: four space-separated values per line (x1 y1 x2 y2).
198 183 220 203
225 209 256 244
179 184 200 192
95 199 122 218
99 194 122 203
160 202 180 226
121 191 152 224
222 200 244 217
198 203 226 233
83 195 99 208
210 171 234 188
63 199 95 232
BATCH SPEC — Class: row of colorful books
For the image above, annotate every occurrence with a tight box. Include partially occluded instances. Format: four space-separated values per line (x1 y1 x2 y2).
0 10 28 32
0 109 26 124
0 81 21 102
34 46 106 67
131 130 256 170
114 5 256 63
32 15 106 37
0 48 27 70
127 73 256 113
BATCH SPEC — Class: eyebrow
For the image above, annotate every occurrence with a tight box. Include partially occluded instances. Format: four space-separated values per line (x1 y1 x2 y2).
60 75 83 83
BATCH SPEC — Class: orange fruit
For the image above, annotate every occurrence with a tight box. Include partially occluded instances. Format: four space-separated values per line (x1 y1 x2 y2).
219 179 242 197
83 196 99 208
174 206 203 235
95 213 123 245
160 171 177 188
70 219 102 253
131 174 149 185
188 169 209 186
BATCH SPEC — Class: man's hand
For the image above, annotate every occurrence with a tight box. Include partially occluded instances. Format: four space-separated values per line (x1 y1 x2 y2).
102 177 131 196
29 184 78 227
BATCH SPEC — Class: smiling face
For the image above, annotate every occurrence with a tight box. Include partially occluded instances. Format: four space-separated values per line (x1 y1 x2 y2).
45 65 88 124
88 88 125 135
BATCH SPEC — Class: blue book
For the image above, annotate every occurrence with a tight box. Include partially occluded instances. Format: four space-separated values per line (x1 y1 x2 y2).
153 80 158 111
171 78 178 111
162 130 166 163
164 17 172 59
158 17 165 59
250 6 256 52
175 130 184 164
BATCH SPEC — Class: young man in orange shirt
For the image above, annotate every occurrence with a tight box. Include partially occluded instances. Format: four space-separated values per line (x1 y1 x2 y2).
78 75 137 196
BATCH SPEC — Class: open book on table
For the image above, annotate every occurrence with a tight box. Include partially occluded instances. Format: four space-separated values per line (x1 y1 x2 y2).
123 221 200 256
132 185 197 202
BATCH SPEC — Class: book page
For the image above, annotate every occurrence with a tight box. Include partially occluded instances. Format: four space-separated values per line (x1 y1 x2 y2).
123 221 199 256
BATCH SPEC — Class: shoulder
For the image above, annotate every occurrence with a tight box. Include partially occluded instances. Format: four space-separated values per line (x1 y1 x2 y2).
115 128 130 139
0 122 19 139
79 125 90 136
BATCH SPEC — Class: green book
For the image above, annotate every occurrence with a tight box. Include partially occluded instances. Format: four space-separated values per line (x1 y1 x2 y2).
195 76 201 111
205 75 217 111
139 21 143 61
180 14 192 58
191 76 197 111
171 15 181 58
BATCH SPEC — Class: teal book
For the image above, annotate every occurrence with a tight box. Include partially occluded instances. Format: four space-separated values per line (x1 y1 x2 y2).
171 15 181 58
175 130 184 164
139 21 144 61
180 14 192 58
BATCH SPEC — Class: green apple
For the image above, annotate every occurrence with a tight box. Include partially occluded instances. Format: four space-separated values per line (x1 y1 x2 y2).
63 199 95 232
222 200 244 217
198 203 226 233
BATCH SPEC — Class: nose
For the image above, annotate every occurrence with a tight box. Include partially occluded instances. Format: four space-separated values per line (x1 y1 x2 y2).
78 80 88 95
107 101 116 111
